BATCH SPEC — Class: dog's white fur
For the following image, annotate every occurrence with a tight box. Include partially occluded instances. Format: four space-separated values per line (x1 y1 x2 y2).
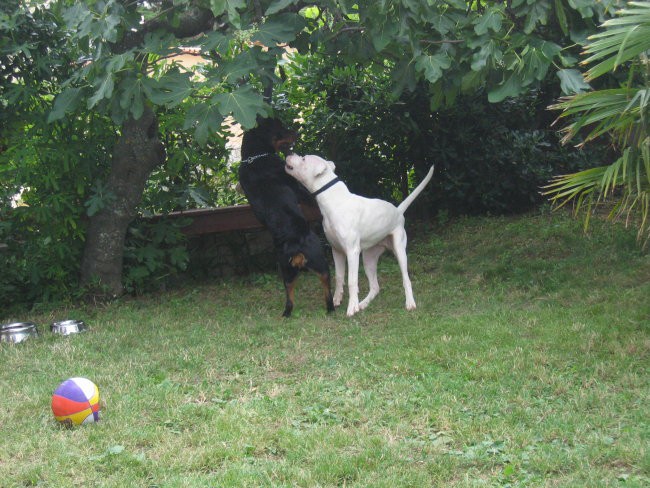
285 155 434 316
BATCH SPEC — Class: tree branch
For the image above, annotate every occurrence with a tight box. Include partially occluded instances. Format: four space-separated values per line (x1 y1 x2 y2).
420 39 464 45
113 3 220 53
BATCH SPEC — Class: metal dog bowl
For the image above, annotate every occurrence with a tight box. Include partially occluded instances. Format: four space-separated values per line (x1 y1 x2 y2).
50 320 88 336
0 322 39 344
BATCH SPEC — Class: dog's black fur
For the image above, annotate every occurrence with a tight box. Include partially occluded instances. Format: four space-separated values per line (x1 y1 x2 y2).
238 117 335 317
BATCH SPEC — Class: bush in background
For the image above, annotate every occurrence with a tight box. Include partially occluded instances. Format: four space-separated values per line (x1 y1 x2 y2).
281 54 599 217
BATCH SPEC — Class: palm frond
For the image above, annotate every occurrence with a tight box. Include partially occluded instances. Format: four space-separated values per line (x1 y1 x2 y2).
583 2 650 79
547 2 650 246
550 88 643 145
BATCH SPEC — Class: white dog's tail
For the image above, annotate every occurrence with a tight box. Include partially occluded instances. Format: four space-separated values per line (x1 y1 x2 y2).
397 165 435 214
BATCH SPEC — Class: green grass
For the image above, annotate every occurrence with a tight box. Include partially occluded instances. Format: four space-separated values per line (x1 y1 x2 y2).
1 211 648 487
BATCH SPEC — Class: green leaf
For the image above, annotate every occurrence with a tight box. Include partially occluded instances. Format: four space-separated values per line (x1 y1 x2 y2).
62 3 91 32
474 6 503 36
524 1 551 34
582 4 650 81
118 76 145 120
87 73 114 109
200 31 230 57
142 32 180 57
142 71 192 108
210 0 227 15
252 13 306 45
218 50 260 83
99 11 122 43
488 74 523 103
555 0 569 36
213 86 269 129
557 69 591 95
210 0 245 28
48 88 82 122
390 59 417 98
105 53 133 78
265 0 298 15
415 54 451 84
471 40 502 71
184 103 223 146
568 0 598 18
428 13 456 36
370 21 398 53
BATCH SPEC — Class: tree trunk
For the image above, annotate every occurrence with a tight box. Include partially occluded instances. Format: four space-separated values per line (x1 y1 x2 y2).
80 107 165 298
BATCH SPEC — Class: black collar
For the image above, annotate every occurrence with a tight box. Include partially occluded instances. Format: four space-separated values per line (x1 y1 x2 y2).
241 153 270 165
312 177 340 196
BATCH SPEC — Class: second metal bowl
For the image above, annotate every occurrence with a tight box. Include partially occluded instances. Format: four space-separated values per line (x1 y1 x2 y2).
50 320 88 336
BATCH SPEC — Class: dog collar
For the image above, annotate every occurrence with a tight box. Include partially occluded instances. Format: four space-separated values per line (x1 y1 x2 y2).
241 153 270 165
312 177 341 196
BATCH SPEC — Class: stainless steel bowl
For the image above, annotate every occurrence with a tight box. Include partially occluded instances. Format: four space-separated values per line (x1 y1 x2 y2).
50 319 88 335
0 322 39 343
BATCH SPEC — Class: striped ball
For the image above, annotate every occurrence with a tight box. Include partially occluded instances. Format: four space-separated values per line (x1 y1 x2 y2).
51 377 100 426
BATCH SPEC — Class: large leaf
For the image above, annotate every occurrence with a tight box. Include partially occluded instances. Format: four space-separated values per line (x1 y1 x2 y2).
471 39 502 71
142 32 181 57
48 88 82 122
213 86 268 129
142 71 192 108
551 88 643 145
547 2 650 245
390 58 417 98
415 54 451 84
265 0 298 15
184 103 223 146
118 76 145 120
557 68 591 95
210 0 245 28
217 50 260 83
488 74 522 103
370 20 398 53
62 3 92 36
474 6 503 36
87 73 114 109
523 0 551 34
251 13 306 45
582 2 650 79
200 31 230 57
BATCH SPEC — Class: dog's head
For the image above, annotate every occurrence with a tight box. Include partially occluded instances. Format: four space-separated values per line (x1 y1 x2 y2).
285 154 336 190
250 117 298 154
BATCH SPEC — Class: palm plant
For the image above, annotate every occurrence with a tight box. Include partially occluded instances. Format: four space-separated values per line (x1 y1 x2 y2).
545 1 650 246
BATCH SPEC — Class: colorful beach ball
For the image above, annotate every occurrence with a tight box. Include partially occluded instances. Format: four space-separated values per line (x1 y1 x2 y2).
51 377 100 426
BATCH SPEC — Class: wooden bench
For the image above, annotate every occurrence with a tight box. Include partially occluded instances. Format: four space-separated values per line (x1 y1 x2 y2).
158 204 322 236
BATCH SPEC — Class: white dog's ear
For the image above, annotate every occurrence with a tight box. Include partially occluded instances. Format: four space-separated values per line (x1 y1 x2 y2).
327 160 336 172
314 157 329 176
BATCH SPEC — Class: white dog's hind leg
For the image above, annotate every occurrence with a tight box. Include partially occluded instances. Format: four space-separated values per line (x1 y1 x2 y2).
345 248 361 316
332 248 346 307
391 227 416 310
359 245 384 310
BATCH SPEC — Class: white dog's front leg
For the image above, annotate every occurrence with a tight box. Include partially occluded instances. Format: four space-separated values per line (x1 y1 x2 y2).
346 248 361 316
332 248 346 307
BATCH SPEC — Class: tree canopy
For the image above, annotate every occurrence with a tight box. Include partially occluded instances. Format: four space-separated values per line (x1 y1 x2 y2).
2 0 639 307
42 0 616 135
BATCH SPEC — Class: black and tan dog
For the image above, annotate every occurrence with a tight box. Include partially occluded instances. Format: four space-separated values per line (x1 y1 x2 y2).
238 117 335 317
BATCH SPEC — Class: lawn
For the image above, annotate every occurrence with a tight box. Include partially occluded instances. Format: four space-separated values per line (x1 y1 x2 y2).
1 211 648 487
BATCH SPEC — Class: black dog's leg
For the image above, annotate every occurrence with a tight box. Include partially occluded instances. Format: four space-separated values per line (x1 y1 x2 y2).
280 263 300 318
319 271 335 313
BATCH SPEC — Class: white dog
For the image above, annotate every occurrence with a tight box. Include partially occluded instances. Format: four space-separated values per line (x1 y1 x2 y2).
285 154 434 316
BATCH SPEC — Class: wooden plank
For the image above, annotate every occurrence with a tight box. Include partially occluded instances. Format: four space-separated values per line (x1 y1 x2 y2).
156 204 322 236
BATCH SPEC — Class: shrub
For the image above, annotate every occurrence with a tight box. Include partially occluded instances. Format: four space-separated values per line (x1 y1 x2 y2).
281 54 597 216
